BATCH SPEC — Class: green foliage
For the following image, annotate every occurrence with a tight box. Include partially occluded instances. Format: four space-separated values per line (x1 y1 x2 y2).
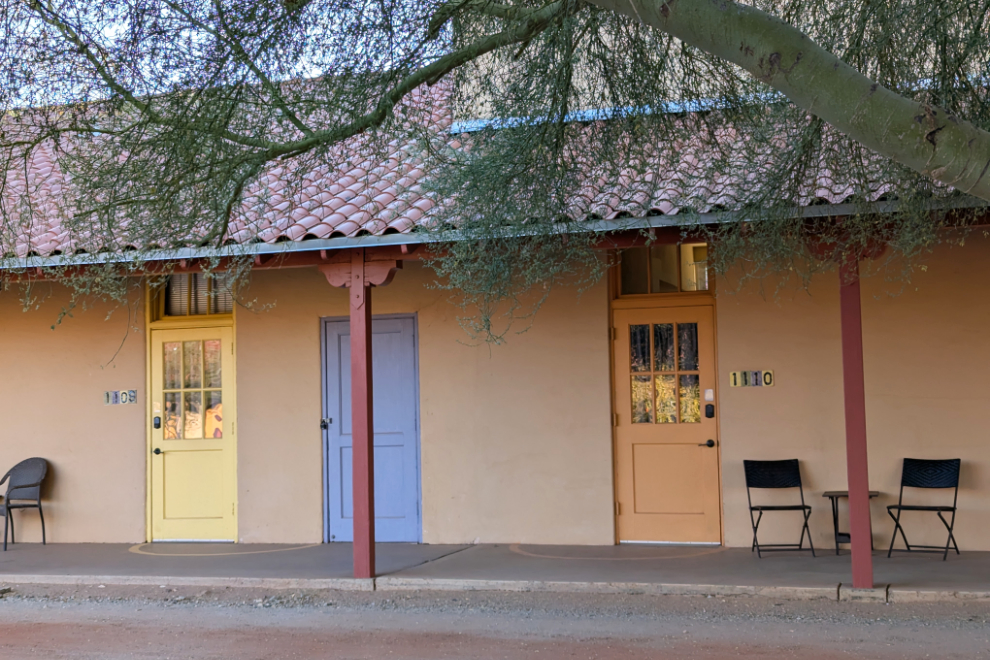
0 0 988 338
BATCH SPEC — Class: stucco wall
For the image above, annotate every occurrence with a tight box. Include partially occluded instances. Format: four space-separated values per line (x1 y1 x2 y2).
0 283 146 543
717 238 990 551
235 262 615 545
6 236 990 551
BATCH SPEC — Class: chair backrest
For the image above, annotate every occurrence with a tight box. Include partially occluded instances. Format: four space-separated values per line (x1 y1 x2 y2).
900 458 960 489
3 457 48 502
744 459 803 489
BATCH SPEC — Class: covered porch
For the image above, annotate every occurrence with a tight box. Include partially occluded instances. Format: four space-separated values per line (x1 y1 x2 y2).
0 542 986 602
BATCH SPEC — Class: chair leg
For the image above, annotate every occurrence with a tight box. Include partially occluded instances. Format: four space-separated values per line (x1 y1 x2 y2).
937 511 959 561
3 509 7 552
886 509 909 557
8 509 13 545
830 497 840 556
751 510 764 558
800 510 816 557
38 504 46 546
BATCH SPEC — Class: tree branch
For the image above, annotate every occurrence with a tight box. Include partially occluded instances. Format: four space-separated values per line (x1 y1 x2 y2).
589 0 990 201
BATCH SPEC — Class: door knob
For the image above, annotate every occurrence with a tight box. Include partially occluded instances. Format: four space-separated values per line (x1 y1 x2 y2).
320 418 332 430
153 448 162 455
699 439 716 448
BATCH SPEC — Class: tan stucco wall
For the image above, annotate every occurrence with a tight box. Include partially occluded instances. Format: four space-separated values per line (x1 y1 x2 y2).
7 235 990 551
235 263 616 545
0 284 146 543
717 238 990 551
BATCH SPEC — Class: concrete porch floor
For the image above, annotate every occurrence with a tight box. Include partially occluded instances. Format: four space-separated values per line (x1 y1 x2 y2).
0 542 987 601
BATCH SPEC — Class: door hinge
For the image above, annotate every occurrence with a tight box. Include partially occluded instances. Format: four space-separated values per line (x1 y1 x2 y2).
614 501 621 517
612 413 619 426
609 327 616 341
232 503 235 516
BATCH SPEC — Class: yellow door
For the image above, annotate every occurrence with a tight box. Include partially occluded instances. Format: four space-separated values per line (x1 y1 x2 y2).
613 305 721 543
150 327 237 541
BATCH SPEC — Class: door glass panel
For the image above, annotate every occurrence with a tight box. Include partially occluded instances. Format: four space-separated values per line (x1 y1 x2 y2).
161 337 225 440
163 343 182 389
679 375 701 423
183 341 203 388
678 323 699 371
629 325 651 372
205 391 223 438
164 392 181 439
654 374 677 423
204 340 222 388
650 245 678 293
631 375 653 423
653 324 674 371
183 391 203 439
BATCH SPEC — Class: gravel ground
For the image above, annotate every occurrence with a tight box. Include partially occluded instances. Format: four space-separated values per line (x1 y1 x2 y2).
0 584 988 659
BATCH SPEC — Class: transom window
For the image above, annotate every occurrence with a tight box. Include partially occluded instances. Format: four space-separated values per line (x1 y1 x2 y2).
164 273 233 316
619 243 709 295
629 322 701 424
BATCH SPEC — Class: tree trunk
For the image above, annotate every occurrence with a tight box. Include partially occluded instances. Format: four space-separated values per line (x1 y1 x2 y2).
590 0 990 202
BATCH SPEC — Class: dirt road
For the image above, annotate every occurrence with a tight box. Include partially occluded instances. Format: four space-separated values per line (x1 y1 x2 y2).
0 585 987 659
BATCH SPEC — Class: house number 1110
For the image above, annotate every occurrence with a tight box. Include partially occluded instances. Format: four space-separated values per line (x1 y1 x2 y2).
729 371 774 387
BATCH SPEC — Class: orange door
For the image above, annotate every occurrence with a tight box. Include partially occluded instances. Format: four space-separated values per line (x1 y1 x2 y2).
613 305 721 543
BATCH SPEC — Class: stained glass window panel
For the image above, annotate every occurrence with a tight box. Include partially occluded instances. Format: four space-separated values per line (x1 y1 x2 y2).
631 375 653 423
183 341 203 388
655 374 677 423
205 391 223 438
629 325 651 372
204 340 222 388
678 323 699 371
183 391 203 439
679 375 701 423
653 324 674 371
164 392 181 439
163 343 182 389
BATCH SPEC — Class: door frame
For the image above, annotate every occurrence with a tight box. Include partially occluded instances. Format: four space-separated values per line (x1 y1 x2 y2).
608 287 724 546
319 313 422 544
144 290 237 543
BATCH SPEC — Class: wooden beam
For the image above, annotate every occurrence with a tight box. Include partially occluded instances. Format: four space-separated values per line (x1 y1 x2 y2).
839 259 875 589
317 247 404 580
349 249 376 579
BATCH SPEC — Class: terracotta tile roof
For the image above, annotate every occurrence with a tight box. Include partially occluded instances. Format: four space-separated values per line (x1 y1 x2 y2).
0 88 947 260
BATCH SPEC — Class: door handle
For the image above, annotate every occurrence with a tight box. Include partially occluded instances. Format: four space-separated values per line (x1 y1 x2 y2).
153 448 162 455
320 418 332 430
699 439 716 448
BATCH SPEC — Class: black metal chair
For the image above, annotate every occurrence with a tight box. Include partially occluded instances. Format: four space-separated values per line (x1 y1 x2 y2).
744 459 815 558
887 458 961 561
0 457 49 551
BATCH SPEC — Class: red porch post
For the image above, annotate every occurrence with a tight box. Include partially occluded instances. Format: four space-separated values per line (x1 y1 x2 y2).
349 249 375 579
838 259 874 589
319 248 402 579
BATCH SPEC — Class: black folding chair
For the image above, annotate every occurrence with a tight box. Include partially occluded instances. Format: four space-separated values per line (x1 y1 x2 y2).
887 458 960 561
744 459 815 558
0 457 49 551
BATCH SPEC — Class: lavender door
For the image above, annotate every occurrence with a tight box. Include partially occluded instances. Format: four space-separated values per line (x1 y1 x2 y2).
323 316 421 542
